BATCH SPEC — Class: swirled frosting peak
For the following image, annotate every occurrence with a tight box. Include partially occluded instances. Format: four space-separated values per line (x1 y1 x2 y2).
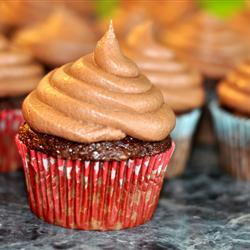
13 8 97 67
124 21 204 113
163 12 250 78
22 22 176 143
0 35 44 98
217 59 250 116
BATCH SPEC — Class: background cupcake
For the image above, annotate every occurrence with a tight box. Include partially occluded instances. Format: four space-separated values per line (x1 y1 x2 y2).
0 34 43 172
120 0 197 29
123 21 204 178
230 9 250 42
99 7 149 39
161 11 250 87
12 8 97 68
210 59 250 181
0 0 57 29
16 23 176 230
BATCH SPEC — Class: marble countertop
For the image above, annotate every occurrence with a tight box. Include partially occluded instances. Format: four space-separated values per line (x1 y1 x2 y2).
0 143 250 250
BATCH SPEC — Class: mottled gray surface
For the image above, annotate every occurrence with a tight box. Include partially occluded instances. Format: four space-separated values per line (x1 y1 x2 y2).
0 144 250 250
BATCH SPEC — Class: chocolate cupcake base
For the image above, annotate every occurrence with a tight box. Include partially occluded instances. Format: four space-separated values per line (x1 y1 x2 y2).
0 96 25 111
18 123 172 161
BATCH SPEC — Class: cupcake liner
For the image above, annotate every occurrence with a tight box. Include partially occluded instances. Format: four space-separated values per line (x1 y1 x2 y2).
0 109 23 172
16 136 175 231
210 101 250 181
167 109 201 178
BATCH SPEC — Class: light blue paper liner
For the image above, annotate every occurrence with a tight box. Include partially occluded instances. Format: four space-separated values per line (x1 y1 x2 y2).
209 100 250 180
167 109 201 178
171 109 202 140
209 101 250 147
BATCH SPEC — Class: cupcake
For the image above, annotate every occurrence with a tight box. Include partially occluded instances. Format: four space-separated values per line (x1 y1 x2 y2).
120 0 197 28
63 0 95 19
0 34 44 172
123 21 204 178
231 9 250 42
0 0 56 29
161 12 250 86
210 59 250 181
15 23 176 230
99 7 149 39
12 8 97 68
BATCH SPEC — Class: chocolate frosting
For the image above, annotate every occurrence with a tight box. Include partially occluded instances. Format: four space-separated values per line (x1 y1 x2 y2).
123 21 204 113
13 8 96 67
22 22 176 143
0 0 55 28
217 59 250 116
0 35 44 98
163 12 250 78
231 10 250 41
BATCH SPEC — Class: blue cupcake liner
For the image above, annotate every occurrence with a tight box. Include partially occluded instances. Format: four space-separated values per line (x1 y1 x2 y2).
209 100 250 180
171 109 202 140
167 109 201 178
209 101 250 147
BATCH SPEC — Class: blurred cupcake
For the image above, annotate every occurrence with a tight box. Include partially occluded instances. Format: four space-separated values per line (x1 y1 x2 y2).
121 0 197 28
210 59 250 181
0 34 44 172
0 0 57 29
123 21 204 178
231 9 250 42
13 8 97 68
99 7 149 39
16 23 176 230
63 0 95 19
162 12 250 86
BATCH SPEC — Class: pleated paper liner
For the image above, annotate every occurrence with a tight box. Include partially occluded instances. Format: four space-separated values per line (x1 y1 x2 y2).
0 109 23 172
167 109 201 178
16 136 175 231
210 101 250 181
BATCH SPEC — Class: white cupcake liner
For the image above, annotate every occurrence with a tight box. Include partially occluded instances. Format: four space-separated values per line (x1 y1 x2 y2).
167 109 201 178
171 109 202 140
209 101 250 181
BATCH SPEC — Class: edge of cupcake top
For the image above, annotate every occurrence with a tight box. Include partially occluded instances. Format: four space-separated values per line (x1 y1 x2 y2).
22 22 176 143
162 11 250 79
12 8 97 67
123 21 205 113
0 34 44 98
217 59 250 116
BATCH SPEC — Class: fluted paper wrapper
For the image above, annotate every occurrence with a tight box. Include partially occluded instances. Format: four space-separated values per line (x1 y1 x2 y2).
210 101 250 181
16 136 175 230
167 109 201 178
0 109 23 172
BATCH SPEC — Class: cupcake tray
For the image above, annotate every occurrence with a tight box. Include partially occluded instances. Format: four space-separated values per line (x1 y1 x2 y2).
1 136 250 249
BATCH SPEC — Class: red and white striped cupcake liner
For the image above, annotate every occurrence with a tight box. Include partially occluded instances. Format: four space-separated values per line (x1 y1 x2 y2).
0 109 23 172
16 135 175 231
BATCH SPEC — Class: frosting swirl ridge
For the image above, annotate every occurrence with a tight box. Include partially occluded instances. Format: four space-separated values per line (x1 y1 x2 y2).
0 35 44 97
217 59 250 116
23 23 175 143
124 21 204 112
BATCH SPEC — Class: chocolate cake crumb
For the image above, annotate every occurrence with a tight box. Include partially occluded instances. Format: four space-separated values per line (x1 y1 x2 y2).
18 123 172 161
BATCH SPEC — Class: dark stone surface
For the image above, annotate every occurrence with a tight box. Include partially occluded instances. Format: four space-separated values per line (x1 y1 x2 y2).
0 143 250 250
